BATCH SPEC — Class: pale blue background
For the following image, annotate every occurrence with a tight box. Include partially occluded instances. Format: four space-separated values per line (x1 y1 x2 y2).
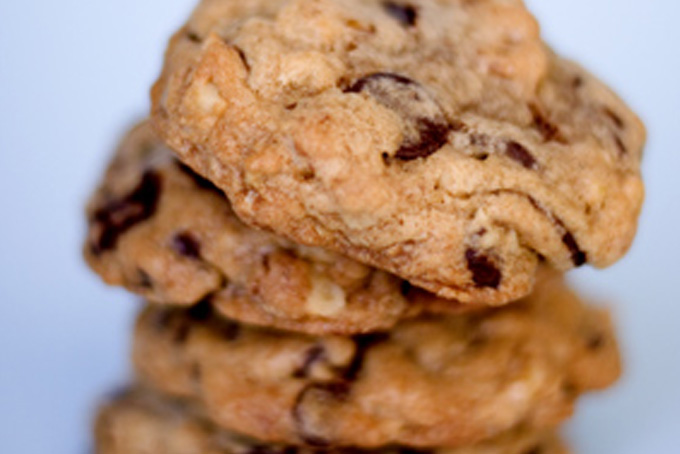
0 1 677 452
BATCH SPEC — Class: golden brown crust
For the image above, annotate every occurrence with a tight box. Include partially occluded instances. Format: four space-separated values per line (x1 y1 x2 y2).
132 273 620 448
84 121 479 335
151 0 645 305
94 387 570 454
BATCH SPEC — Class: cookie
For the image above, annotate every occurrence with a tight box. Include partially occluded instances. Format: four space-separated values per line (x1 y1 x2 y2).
151 0 645 305
133 273 620 448
94 387 570 454
85 121 480 335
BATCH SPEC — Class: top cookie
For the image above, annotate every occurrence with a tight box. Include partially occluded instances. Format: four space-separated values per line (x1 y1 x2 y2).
152 0 645 304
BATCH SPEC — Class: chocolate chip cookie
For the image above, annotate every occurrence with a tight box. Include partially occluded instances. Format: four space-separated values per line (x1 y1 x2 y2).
151 0 645 305
132 272 620 448
95 387 569 454
85 121 480 335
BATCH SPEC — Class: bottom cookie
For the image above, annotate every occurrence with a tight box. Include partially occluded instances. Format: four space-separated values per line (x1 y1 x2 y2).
94 387 569 454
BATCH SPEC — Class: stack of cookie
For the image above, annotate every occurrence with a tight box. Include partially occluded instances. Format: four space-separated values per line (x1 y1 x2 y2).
85 1 645 453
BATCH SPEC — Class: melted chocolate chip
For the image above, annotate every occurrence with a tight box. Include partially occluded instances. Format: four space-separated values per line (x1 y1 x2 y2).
465 249 502 289
342 333 389 381
572 76 584 89
91 171 162 254
383 1 417 26
294 345 326 379
529 103 562 142
176 161 224 196
346 73 451 161
395 118 451 161
172 232 201 259
293 382 351 447
561 231 586 267
505 141 537 170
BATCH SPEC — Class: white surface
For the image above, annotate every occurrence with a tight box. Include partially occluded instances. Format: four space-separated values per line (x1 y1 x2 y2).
0 1 677 453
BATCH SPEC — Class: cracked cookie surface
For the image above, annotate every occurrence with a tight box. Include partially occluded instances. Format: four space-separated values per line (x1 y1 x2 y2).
151 0 645 305
133 273 620 448
95 387 569 454
85 121 480 335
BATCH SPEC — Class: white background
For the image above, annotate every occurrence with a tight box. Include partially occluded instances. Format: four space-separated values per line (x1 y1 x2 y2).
0 1 678 452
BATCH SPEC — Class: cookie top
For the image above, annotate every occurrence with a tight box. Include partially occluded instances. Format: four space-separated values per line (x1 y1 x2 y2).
85 121 477 335
133 273 620 448
151 0 645 305
95 387 569 454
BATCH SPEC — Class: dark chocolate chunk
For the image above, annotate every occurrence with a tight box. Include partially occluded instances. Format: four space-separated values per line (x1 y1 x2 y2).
400 449 434 454
176 161 224 196
561 231 586 267
248 446 298 454
383 1 417 26
91 171 162 253
346 73 451 161
465 249 502 289
172 232 201 259
505 141 537 170
294 345 326 379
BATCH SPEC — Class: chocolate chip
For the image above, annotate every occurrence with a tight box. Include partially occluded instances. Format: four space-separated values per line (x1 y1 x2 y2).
523 446 543 454
186 30 201 43
172 232 201 259
176 161 224 196
293 382 351 446
137 268 153 289
346 73 451 161
561 231 586 267
383 1 417 26
505 141 537 170
603 107 625 129
342 333 389 381
91 171 162 254
294 345 326 379
614 134 627 155
465 249 501 289
572 76 584 89
529 103 562 142
395 119 451 160
586 332 605 350
233 45 251 71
